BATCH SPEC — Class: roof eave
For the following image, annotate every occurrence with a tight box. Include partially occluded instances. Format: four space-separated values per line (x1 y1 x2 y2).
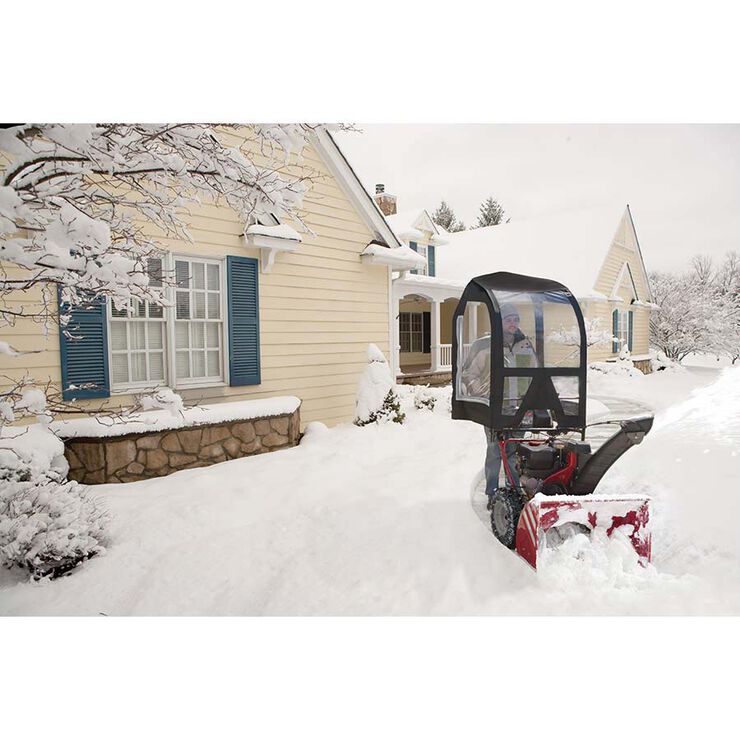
310 128 402 249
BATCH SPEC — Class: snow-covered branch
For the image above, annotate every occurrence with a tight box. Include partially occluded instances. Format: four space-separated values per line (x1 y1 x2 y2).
549 317 616 348
649 251 740 363
0 124 322 325
0 123 327 430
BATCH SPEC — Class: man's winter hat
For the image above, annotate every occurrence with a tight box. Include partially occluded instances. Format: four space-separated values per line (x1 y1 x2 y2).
499 302 520 319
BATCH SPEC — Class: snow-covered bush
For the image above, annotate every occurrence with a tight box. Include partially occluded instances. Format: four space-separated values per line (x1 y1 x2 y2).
354 344 405 426
649 350 685 373
589 359 643 379
413 385 437 412
0 425 109 579
0 478 109 580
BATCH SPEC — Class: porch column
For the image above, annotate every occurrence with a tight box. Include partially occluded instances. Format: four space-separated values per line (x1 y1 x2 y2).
430 298 441 371
391 293 401 377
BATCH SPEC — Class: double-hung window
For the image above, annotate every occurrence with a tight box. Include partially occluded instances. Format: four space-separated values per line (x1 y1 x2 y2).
174 257 224 384
411 244 428 276
399 312 423 353
109 255 225 391
109 258 167 388
613 309 632 353
617 310 629 351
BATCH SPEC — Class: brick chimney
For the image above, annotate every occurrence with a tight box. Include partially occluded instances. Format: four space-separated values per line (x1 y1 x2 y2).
373 183 397 217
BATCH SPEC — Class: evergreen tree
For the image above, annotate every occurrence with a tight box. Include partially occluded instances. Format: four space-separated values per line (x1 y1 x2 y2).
432 200 466 232
473 196 507 228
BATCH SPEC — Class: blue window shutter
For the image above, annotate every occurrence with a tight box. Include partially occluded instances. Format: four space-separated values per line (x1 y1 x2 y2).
227 256 261 386
409 241 418 275
58 290 110 400
428 244 436 277
628 310 634 352
612 309 619 354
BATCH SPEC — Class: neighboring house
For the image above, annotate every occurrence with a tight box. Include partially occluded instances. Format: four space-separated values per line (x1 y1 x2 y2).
0 128 420 430
374 194 656 379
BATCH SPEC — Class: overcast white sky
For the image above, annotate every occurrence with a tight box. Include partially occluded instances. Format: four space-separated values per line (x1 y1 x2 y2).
335 125 740 274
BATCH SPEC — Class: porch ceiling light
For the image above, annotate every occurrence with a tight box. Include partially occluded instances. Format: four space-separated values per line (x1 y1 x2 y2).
244 223 302 273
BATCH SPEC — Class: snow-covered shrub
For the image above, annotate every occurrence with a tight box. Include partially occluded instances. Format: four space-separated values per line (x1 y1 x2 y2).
589 359 642 379
0 425 109 579
0 478 109 579
650 349 685 373
413 385 437 412
354 344 405 426
356 390 406 427
0 424 69 482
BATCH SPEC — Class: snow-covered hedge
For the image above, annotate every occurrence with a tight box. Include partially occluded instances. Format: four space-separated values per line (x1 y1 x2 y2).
0 425 109 579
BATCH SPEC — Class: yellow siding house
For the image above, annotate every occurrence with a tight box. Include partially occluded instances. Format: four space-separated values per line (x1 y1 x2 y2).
0 128 420 428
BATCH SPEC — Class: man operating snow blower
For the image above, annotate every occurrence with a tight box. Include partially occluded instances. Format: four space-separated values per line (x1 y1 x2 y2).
461 302 538 503
452 271 654 569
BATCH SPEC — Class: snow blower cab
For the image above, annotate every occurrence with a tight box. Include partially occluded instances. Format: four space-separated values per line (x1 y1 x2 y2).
451 272 653 569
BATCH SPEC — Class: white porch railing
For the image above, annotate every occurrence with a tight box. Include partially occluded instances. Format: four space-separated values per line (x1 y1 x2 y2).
440 344 452 368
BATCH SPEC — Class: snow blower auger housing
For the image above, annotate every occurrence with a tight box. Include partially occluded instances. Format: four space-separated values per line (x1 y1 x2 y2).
451 271 653 569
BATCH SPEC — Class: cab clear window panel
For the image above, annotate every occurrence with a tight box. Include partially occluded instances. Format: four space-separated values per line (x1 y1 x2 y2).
490 290 537 368
553 376 580 417
542 291 582 367
456 302 490 404
502 375 533 417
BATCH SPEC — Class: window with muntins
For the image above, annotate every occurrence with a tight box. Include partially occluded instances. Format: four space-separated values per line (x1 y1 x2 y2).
616 309 630 352
399 312 423 353
110 258 166 388
108 255 225 391
415 244 428 276
175 258 224 383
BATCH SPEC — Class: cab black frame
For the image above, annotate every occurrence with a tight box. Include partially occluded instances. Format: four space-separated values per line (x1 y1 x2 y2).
451 271 588 433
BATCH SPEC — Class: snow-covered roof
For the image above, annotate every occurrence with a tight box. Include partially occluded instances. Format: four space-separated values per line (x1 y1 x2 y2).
245 223 301 241
386 209 448 246
361 242 427 270
397 273 466 291
436 206 629 299
311 130 403 249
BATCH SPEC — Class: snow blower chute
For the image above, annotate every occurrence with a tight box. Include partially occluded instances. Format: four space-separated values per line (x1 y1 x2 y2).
451 271 653 569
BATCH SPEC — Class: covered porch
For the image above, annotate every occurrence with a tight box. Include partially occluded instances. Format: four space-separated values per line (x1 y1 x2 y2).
391 275 463 386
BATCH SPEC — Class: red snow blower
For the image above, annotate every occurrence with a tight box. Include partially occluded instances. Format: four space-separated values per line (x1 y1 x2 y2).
451 272 653 569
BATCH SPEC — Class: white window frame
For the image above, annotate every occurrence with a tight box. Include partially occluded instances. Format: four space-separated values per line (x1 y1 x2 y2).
415 244 428 276
108 252 230 394
616 309 630 352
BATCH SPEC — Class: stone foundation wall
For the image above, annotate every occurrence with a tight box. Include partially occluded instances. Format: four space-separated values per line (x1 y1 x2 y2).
633 358 652 374
64 408 300 485
396 370 452 387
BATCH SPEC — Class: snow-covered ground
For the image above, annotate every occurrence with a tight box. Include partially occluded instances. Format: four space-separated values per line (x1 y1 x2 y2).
1 363 738 615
